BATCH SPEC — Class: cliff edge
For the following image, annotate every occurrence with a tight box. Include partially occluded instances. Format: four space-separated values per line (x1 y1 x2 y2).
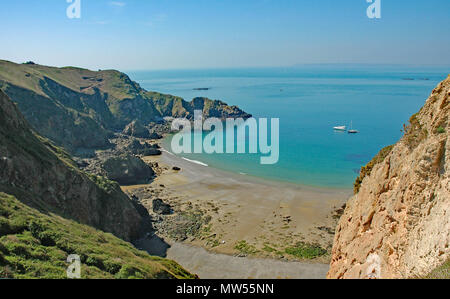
0 90 142 241
328 76 450 279
0 60 251 152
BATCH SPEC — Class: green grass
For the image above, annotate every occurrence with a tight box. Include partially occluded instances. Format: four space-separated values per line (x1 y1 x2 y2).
423 259 450 279
0 193 195 279
436 126 446 134
87 173 122 194
403 112 428 149
284 242 327 259
262 244 277 253
234 241 258 255
262 243 283 256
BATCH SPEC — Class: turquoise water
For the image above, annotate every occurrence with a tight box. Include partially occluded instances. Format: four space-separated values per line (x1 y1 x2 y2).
128 66 448 188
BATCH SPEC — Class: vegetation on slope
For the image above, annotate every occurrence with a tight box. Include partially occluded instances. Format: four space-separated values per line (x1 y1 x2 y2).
353 99 445 194
0 89 194 279
403 112 429 150
0 90 142 241
424 259 450 279
0 60 250 151
353 144 394 194
0 193 195 279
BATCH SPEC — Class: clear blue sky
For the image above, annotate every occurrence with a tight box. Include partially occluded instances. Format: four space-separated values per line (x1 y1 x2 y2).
1 0 449 70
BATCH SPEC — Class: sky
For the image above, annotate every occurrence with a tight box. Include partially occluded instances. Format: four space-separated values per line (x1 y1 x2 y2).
0 0 449 71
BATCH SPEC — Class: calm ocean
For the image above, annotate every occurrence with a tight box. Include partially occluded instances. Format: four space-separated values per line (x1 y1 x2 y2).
128 65 448 188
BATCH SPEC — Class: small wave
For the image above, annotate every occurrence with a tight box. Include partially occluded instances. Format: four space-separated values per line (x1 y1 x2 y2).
182 157 209 167
161 148 175 156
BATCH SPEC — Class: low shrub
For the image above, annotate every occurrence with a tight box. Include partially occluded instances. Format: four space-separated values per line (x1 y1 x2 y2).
284 242 327 259
354 145 394 194
234 240 258 255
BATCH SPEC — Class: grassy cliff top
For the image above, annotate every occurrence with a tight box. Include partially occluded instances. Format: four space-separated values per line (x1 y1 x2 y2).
0 60 143 100
0 60 250 145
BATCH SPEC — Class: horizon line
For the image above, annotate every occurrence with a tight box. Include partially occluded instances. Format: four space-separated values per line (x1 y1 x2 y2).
2 58 450 73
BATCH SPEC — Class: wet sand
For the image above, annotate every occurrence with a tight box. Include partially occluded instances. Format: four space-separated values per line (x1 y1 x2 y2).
125 150 351 278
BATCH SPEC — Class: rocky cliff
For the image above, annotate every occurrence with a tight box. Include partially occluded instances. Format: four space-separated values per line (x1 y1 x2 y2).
0 60 250 152
0 90 142 242
152 96 252 120
328 76 450 279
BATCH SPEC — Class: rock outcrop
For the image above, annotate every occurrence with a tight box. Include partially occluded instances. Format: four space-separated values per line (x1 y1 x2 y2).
328 76 450 279
152 96 252 121
122 120 151 138
125 139 161 156
102 155 155 185
0 60 251 152
0 90 142 241
148 131 163 140
152 199 172 215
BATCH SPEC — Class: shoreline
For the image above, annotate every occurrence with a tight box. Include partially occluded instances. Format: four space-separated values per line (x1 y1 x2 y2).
123 148 352 278
160 136 355 191
160 146 353 193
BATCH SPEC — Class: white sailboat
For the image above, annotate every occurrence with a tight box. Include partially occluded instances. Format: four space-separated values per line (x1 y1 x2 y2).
333 125 347 131
348 121 359 134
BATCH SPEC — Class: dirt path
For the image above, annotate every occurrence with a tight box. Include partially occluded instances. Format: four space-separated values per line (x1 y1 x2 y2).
166 243 329 279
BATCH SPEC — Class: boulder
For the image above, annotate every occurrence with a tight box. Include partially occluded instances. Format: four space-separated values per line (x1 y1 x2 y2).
126 139 161 156
152 199 172 215
122 120 150 138
102 154 154 185
149 131 163 140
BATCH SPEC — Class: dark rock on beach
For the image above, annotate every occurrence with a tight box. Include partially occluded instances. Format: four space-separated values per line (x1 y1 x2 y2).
102 154 155 185
152 199 172 215
125 139 162 156
149 131 163 140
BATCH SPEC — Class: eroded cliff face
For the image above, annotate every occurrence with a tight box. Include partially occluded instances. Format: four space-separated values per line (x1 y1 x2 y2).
328 76 450 279
0 90 142 241
0 60 251 152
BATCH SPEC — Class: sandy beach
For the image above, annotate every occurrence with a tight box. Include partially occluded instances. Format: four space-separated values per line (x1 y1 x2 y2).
122 149 351 278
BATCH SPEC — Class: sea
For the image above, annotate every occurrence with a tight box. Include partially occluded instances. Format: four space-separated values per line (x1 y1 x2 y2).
128 65 448 188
